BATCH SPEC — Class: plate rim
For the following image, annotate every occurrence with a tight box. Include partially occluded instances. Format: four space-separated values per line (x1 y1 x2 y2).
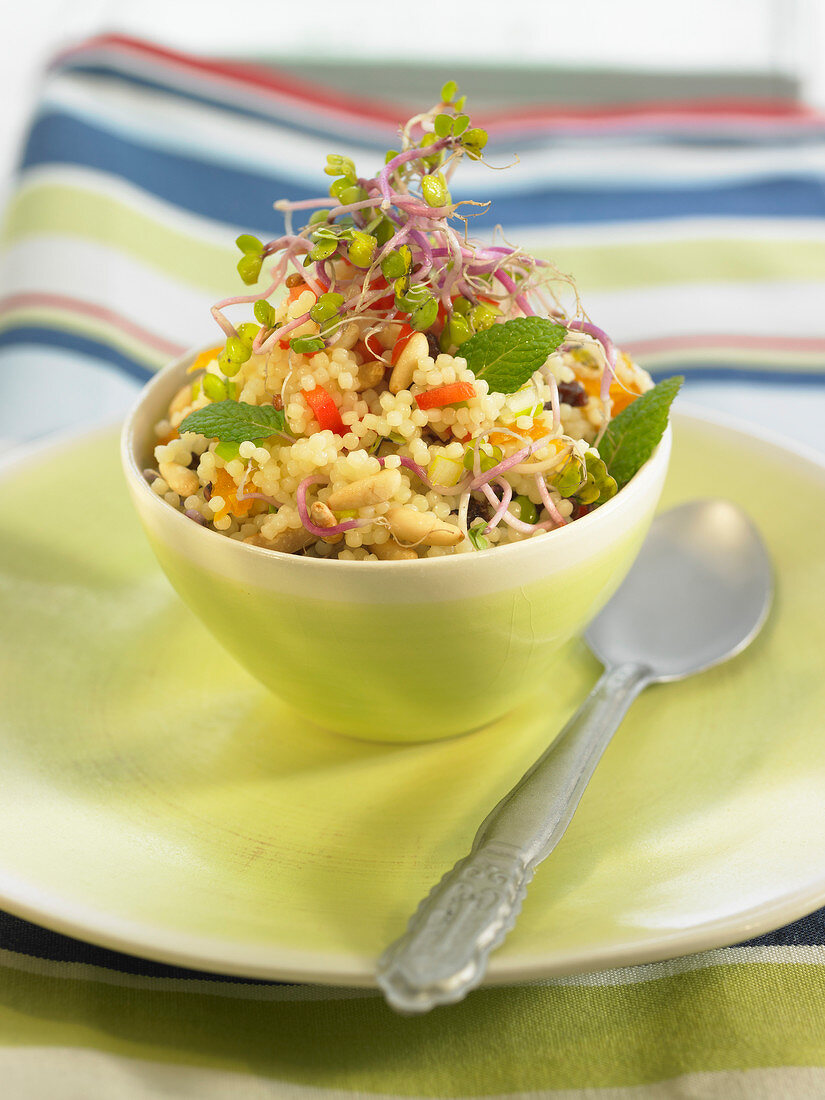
0 405 824 987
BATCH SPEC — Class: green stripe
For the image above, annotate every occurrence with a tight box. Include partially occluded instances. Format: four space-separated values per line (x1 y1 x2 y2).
6 187 825 299
535 239 825 292
0 183 235 293
1 962 825 1092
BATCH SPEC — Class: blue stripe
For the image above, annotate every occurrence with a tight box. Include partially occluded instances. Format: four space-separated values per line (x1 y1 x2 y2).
742 906 825 947
21 111 825 232
0 326 154 382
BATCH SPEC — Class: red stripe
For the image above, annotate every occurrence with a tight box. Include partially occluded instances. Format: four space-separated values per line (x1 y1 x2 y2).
53 34 403 127
51 34 825 132
626 333 825 356
0 292 185 357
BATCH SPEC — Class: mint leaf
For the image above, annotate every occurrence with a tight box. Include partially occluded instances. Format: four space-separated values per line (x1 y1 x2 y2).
178 400 287 443
598 376 683 489
460 317 566 394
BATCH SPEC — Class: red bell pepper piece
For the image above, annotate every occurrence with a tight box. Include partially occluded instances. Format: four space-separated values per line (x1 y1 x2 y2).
414 381 476 410
304 385 345 435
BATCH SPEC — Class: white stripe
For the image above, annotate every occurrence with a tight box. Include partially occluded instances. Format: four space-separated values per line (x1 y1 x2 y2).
516 216 825 249
67 44 393 141
0 236 217 344
578 280 825 343
0 347 141 449
41 71 383 188
42 69 825 194
0 1050 823 1100
534 943 825 988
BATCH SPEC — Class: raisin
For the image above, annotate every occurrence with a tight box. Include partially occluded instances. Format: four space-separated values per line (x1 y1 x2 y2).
203 482 212 501
272 394 284 411
467 495 492 526
554 380 587 408
426 331 441 359
285 273 305 289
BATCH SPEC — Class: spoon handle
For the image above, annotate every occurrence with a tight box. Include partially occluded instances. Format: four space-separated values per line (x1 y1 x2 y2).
376 662 652 1013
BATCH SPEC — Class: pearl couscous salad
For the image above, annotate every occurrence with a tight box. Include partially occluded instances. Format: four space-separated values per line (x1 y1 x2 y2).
147 83 679 560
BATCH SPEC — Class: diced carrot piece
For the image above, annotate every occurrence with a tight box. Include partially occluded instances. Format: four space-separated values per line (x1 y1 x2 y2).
213 467 255 521
187 346 223 374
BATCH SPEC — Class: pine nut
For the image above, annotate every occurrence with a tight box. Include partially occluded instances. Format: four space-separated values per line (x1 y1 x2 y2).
375 322 403 350
310 501 342 544
326 468 401 511
310 500 337 528
385 506 462 546
371 538 418 561
336 322 361 350
159 461 199 498
244 528 314 553
353 359 386 392
389 331 428 394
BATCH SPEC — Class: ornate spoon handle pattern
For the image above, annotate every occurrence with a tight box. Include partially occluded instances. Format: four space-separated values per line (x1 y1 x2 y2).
377 663 652 1013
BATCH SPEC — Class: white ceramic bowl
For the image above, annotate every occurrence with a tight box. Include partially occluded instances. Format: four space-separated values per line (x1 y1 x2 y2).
122 349 671 741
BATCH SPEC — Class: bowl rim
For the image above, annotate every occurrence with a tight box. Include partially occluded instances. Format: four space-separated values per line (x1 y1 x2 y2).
121 343 673 573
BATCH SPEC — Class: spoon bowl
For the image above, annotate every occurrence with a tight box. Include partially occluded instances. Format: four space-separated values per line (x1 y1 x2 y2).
587 499 773 681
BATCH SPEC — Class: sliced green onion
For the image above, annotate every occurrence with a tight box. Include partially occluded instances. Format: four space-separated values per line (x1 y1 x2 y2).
215 441 241 461
428 454 464 487
463 443 502 472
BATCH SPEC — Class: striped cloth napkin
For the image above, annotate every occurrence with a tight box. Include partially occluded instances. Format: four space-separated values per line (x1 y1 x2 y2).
2 33 825 1098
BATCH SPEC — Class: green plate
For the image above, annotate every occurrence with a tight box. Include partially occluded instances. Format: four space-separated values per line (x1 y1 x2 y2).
0 409 824 985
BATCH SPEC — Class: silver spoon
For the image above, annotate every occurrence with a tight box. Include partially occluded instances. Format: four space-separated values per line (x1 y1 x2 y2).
377 499 773 1013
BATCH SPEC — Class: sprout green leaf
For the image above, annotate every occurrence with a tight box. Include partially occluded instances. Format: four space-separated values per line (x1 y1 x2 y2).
468 519 489 551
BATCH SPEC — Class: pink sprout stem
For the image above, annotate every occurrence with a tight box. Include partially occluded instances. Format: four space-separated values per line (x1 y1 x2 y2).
379 139 451 206
258 310 314 353
479 482 551 534
483 479 513 533
567 320 617 404
296 475 372 539
535 474 568 526
493 269 535 316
